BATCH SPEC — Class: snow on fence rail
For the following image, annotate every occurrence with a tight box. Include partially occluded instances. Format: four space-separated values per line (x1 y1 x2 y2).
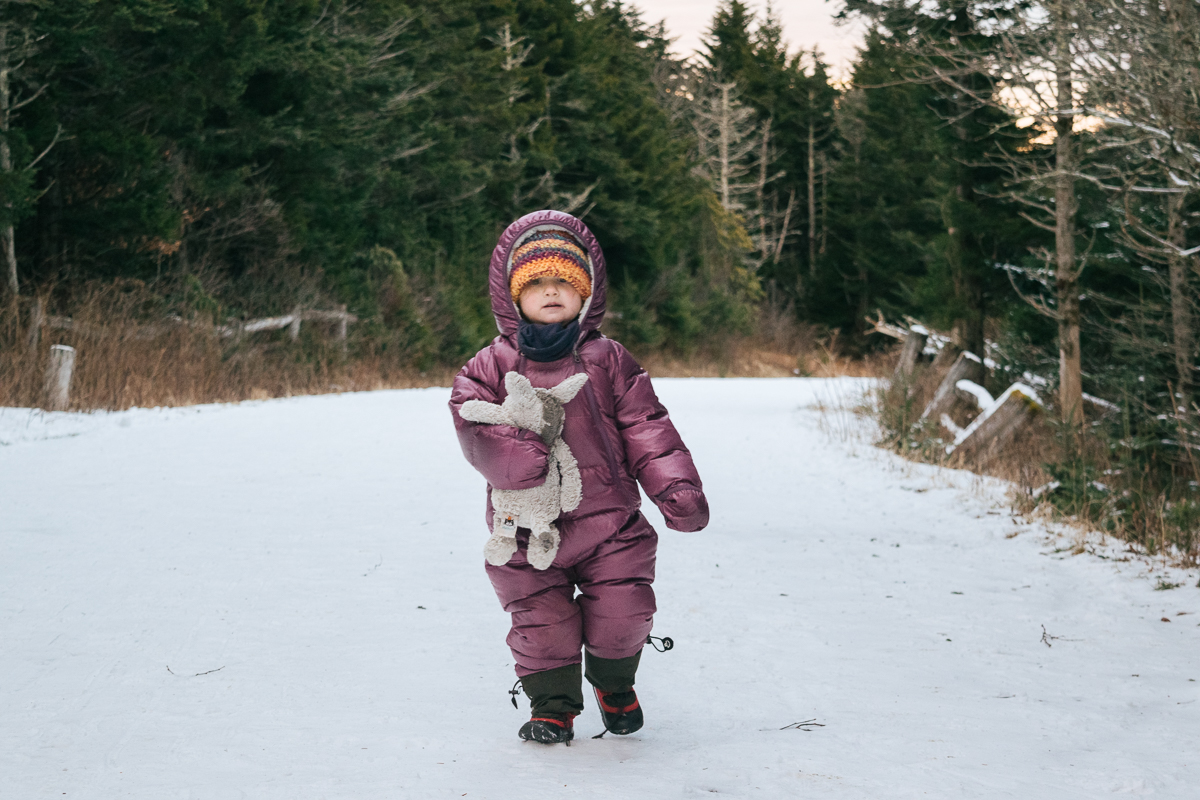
866 311 1115 467
948 383 1043 465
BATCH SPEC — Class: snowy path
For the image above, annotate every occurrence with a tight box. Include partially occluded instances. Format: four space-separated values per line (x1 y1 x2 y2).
2 378 1198 799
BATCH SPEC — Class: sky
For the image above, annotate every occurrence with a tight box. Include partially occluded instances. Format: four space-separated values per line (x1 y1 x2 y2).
629 0 865 79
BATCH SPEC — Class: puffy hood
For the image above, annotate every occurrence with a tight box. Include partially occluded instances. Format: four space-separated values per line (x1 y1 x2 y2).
489 210 607 338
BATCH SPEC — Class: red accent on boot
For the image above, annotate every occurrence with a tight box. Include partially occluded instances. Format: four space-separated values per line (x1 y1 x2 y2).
530 716 574 729
595 690 639 715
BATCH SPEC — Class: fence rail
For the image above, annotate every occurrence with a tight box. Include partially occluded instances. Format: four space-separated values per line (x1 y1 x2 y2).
32 302 357 343
868 310 1118 469
23 299 358 411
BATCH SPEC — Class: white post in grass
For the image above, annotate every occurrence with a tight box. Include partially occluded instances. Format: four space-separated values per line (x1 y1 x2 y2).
45 344 76 411
288 306 302 341
336 305 348 355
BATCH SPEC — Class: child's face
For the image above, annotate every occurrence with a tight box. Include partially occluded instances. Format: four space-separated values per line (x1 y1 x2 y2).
518 277 583 324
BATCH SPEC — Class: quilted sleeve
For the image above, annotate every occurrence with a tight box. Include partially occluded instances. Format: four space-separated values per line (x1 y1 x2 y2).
449 346 549 490
609 342 709 532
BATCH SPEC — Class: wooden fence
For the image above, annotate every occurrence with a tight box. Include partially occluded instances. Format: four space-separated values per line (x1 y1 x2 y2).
868 312 1119 468
25 301 358 411
27 299 357 345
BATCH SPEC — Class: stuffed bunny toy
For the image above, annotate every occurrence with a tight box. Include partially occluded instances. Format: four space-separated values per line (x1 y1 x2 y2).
457 371 589 569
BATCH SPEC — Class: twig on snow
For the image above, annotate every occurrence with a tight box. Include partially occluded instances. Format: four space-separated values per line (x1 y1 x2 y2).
1039 625 1081 647
166 665 226 677
781 719 825 731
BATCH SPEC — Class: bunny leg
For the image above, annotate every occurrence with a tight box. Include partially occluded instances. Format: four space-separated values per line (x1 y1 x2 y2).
526 525 561 571
553 440 583 513
484 533 519 566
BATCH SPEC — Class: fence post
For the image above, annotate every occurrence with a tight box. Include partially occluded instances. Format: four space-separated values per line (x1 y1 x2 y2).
921 350 985 422
336 305 348 355
951 384 1043 467
26 296 44 351
45 344 76 411
894 328 929 379
288 306 302 341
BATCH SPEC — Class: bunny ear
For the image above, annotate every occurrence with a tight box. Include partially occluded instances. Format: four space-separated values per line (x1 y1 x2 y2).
504 371 534 397
548 372 589 403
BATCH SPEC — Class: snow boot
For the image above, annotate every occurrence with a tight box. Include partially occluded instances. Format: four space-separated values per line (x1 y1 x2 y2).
593 687 643 735
518 714 576 744
584 650 643 735
513 664 583 744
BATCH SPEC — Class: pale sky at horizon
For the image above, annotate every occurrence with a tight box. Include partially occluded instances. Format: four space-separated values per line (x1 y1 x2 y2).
629 0 865 79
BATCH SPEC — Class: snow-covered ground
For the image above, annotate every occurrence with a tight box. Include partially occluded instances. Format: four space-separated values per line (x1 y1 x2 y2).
3 378 1198 799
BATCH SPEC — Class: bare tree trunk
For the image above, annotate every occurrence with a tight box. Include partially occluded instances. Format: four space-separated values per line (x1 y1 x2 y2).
755 117 772 257
811 116 820 275
1 24 18 298
943 3 986 358
718 83 732 209
1167 190 1194 400
169 148 189 274
948 155 984 355
773 189 795 264
1166 0 1199 404
1054 0 1082 424
811 112 820 275
819 152 828 255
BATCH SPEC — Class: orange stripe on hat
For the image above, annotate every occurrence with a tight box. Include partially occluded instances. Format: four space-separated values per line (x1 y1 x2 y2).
509 231 592 302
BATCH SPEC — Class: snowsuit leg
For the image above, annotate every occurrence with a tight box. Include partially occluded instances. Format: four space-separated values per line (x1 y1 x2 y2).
486 513 657 673
487 512 657 720
575 512 658 662
486 549 584 677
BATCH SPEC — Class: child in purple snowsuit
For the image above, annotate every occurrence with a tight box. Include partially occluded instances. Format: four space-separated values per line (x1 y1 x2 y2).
449 210 709 744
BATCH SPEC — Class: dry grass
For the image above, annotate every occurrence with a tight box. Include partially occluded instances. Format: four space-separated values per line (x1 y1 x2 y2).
872 349 1198 567
1 290 454 411
638 323 890 380
2 290 882 412
640 342 887 379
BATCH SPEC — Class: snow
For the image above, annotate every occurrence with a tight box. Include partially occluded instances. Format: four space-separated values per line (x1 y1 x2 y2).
3 378 1198 798
955 378 995 410
950 382 1042 449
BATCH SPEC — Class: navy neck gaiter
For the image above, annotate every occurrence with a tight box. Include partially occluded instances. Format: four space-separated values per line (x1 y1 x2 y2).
518 319 580 362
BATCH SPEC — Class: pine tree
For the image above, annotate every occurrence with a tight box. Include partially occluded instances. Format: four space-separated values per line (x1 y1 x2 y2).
0 0 61 299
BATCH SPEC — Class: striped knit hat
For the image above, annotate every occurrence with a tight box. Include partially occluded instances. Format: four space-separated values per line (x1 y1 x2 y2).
509 230 592 303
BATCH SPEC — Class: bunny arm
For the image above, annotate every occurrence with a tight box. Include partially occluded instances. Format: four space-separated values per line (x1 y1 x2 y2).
551 438 583 514
450 358 550 490
457 399 514 426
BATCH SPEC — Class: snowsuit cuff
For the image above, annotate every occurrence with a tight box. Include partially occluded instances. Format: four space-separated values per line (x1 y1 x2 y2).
654 485 709 532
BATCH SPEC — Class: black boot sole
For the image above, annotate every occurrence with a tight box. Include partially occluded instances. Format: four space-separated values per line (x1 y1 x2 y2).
519 719 574 744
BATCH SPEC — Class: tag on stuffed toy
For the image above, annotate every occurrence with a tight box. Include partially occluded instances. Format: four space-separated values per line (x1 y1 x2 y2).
500 513 520 532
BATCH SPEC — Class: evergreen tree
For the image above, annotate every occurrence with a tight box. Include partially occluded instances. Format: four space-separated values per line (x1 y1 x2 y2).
839 0 1033 358
4 0 747 360
700 2 839 316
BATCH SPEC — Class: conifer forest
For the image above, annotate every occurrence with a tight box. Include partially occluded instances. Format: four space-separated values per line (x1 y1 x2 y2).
2 0 1200 557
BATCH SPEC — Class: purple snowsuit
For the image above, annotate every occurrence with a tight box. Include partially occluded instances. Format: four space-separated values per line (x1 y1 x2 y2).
449 210 709 677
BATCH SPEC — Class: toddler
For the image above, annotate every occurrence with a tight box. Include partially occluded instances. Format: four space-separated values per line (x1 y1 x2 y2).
449 210 709 744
